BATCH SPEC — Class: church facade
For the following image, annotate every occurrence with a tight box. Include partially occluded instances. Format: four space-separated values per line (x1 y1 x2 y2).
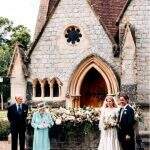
8 0 149 130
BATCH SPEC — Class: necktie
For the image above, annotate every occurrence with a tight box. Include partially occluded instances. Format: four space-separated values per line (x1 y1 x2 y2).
18 104 22 114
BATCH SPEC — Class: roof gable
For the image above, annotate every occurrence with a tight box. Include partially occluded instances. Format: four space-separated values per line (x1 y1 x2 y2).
34 0 60 39
89 0 127 38
122 22 135 48
28 0 60 57
7 42 29 77
116 0 132 24
29 0 129 57
35 0 128 39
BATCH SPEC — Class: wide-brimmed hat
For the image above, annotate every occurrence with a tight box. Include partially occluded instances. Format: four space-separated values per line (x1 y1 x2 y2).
37 102 46 110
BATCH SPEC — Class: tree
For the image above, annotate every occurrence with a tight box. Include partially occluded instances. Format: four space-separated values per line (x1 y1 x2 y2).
0 17 31 76
0 17 13 45
0 17 31 104
0 43 12 76
11 25 31 49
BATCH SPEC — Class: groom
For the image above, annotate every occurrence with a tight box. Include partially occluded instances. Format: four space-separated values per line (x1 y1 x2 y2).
118 93 135 150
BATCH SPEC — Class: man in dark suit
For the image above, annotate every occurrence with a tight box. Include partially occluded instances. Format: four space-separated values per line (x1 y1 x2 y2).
7 96 28 150
118 93 135 150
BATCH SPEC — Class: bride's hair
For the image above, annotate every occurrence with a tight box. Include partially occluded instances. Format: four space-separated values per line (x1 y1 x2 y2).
102 96 117 108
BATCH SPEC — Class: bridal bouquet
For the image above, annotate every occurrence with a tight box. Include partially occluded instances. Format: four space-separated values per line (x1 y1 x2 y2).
103 115 117 130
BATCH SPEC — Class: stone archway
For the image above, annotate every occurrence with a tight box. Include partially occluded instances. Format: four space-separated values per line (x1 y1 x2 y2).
80 67 107 107
67 55 119 108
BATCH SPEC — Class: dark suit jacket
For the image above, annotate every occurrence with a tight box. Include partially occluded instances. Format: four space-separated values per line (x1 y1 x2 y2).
7 103 28 130
118 105 135 141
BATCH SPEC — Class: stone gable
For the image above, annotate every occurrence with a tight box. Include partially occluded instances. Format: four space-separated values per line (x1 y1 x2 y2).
34 0 128 40
120 0 150 103
120 0 150 130
11 52 26 101
29 0 121 98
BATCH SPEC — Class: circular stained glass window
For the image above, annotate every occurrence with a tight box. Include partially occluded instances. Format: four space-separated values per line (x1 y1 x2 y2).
65 26 82 44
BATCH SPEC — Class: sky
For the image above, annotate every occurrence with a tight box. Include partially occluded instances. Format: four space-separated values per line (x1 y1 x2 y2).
0 0 40 39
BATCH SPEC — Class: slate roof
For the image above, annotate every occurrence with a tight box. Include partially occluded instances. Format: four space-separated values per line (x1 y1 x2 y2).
90 0 128 38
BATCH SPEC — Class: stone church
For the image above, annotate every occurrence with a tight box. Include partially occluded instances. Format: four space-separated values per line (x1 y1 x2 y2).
8 0 149 130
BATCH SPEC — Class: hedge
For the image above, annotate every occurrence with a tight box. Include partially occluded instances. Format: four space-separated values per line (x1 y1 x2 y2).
0 119 10 140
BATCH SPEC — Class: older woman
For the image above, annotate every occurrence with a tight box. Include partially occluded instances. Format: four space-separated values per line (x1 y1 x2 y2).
31 103 54 150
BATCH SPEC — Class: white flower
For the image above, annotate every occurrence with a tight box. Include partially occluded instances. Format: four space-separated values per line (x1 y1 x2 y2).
62 114 67 119
55 118 62 125
125 135 131 140
131 103 143 122
67 116 75 121
29 106 101 125
76 118 82 122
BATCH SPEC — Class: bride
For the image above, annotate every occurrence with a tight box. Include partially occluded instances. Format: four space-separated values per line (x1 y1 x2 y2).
98 96 121 150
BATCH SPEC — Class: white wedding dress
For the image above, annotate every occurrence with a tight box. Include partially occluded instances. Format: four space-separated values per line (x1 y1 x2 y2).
98 107 121 150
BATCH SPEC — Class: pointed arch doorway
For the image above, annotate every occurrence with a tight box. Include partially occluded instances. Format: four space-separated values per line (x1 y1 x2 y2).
67 55 119 108
80 67 107 107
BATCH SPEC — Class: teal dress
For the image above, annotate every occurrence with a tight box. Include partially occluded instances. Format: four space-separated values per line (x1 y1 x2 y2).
31 112 54 150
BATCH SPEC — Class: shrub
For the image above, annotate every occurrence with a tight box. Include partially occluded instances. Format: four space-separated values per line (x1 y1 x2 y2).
0 111 7 120
0 119 10 140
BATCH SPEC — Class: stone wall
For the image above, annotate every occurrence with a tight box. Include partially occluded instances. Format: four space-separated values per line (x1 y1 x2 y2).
120 0 150 104
120 24 137 101
119 0 150 132
29 0 121 100
26 123 145 150
26 121 100 150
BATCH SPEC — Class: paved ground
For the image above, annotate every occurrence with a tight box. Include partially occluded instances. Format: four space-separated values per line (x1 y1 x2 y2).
0 141 21 150
0 141 11 150
0 140 149 150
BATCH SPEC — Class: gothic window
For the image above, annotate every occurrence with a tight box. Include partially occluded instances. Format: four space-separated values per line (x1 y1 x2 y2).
35 80 41 97
33 78 62 98
44 80 50 97
65 26 82 44
53 80 59 97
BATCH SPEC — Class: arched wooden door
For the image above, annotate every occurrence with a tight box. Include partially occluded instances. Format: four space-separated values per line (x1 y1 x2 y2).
80 67 107 107
67 55 119 108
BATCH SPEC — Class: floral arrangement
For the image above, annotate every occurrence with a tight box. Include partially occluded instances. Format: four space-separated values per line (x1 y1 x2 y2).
27 106 100 125
50 107 100 125
131 103 144 123
103 115 118 130
27 106 100 136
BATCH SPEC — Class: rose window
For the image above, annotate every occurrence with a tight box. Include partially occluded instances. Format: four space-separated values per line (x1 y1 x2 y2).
65 26 82 44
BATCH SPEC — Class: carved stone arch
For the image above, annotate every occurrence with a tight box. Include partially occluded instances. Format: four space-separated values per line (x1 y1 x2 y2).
50 77 63 86
32 78 42 97
42 78 49 84
32 78 39 87
41 78 50 97
68 54 119 98
50 77 62 97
